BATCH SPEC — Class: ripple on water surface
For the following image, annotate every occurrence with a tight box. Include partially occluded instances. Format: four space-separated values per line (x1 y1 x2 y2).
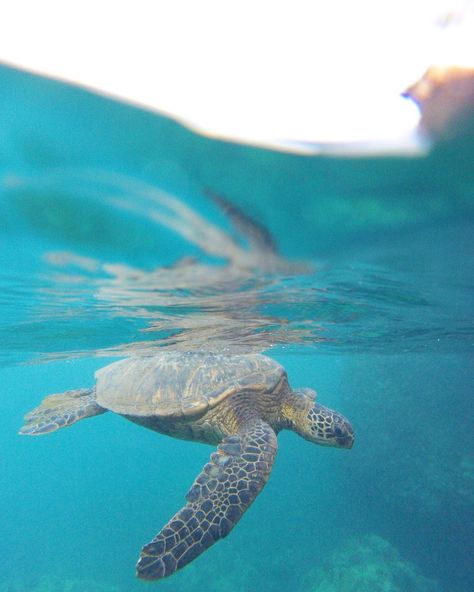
0 169 472 366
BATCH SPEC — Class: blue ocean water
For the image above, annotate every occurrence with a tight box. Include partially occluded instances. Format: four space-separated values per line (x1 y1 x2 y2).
0 64 473 592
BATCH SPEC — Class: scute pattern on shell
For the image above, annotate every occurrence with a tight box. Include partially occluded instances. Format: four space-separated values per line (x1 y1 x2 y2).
95 351 286 418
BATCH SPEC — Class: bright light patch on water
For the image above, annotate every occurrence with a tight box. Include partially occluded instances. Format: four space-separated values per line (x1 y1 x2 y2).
1 0 472 149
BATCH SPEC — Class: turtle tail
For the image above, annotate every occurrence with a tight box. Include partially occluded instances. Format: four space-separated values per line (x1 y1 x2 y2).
19 388 106 436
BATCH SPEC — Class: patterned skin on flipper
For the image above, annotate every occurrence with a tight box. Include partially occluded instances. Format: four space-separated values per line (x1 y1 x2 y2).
136 418 277 580
19 389 106 435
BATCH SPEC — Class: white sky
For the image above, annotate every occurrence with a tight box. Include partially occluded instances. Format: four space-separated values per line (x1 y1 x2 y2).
0 0 473 150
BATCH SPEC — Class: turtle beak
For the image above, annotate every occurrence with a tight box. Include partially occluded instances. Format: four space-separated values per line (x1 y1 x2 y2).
338 433 354 449
338 425 355 449
334 417 355 449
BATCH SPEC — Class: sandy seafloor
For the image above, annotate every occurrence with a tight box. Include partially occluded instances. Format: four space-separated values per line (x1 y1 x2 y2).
0 65 473 591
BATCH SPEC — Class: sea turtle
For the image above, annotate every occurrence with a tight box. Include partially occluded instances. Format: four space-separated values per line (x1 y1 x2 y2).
20 352 354 580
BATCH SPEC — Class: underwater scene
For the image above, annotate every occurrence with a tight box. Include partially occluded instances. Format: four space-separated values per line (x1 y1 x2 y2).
0 64 473 591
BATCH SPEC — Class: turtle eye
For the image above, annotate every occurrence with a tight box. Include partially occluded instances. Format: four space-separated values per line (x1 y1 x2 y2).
334 426 343 437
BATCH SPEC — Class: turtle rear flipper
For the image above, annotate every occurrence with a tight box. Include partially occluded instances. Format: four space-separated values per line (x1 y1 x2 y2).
19 388 106 436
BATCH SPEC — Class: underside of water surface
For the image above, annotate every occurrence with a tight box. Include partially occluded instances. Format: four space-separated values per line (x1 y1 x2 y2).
0 65 473 592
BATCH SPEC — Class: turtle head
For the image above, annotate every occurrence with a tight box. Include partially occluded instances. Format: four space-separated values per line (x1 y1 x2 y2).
284 389 354 449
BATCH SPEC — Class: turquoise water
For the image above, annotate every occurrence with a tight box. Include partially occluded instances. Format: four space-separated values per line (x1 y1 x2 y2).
0 64 473 591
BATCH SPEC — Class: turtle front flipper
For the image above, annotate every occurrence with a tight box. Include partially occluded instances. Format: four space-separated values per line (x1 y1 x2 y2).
137 419 278 580
19 388 106 436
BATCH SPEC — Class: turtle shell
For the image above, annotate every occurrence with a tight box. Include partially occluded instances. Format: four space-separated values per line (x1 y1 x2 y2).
95 351 287 418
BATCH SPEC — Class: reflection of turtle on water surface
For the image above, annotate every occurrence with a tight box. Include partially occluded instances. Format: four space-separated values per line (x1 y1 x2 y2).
20 352 354 580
